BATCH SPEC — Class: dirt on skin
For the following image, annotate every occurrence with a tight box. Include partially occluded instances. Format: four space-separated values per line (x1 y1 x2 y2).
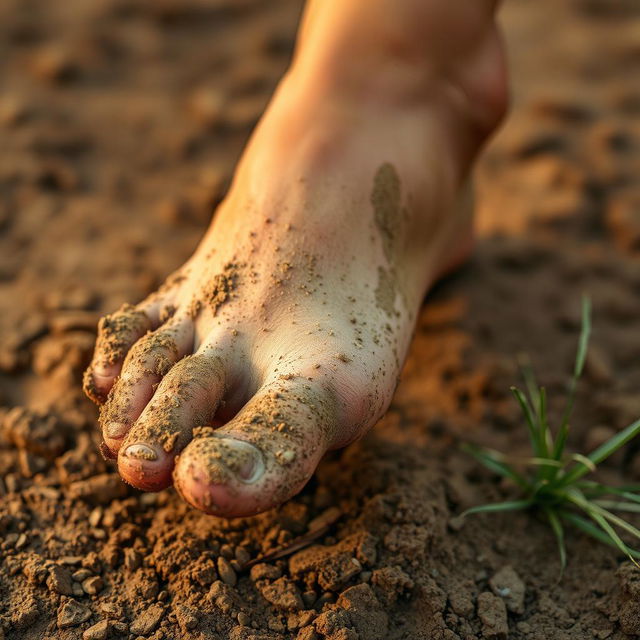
1 0 640 639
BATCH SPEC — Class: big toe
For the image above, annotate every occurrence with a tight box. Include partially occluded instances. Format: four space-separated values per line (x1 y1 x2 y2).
173 379 335 517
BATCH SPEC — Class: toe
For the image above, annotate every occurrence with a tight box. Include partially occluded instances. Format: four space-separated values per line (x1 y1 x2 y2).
99 316 194 453
173 379 336 517
117 348 228 491
84 301 162 404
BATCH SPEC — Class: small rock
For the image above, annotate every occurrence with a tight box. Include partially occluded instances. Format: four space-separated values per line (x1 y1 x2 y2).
477 592 509 639
72 569 92 582
489 566 525 615
47 565 74 596
315 554 361 592
260 577 304 611
57 599 92 628
82 576 104 595
123 548 142 571
174 604 198 633
112 621 128 634
130 604 164 635
235 546 251 566
100 602 122 617
250 563 281 582
297 627 319 640
218 557 237 587
12 596 38 628
82 620 109 640
15 533 28 549
88 508 103 528
220 544 235 559
237 612 251 626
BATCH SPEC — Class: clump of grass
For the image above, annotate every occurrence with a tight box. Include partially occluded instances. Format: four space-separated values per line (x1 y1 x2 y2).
463 297 640 570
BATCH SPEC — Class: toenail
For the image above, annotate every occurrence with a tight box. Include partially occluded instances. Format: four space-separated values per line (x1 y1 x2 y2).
124 443 158 462
216 438 264 483
106 422 128 439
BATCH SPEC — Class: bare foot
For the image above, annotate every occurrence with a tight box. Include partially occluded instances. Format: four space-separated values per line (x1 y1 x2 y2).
84 0 507 517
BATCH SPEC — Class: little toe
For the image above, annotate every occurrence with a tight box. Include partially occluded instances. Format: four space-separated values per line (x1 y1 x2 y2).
117 349 228 491
84 301 162 404
173 379 336 517
99 316 194 453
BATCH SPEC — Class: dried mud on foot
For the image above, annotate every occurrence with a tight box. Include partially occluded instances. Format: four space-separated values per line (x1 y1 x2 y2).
2 0 640 638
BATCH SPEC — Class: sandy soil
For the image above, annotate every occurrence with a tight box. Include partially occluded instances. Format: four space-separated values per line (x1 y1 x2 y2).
1 0 640 638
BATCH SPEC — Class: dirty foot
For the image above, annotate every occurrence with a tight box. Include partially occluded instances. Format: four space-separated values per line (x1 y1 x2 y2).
83 0 507 517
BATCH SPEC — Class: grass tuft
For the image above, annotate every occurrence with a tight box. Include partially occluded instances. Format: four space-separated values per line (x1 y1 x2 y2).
462 296 640 572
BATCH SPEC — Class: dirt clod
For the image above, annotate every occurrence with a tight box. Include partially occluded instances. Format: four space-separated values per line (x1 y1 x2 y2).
129 604 165 636
489 566 525 615
477 592 509 640
82 620 109 640
57 599 92 628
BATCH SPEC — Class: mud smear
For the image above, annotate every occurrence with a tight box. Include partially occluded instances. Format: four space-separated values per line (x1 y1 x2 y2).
371 163 402 264
1 0 640 639
374 267 397 318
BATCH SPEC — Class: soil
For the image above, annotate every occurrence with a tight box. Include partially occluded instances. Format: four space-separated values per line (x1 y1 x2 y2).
1 0 640 639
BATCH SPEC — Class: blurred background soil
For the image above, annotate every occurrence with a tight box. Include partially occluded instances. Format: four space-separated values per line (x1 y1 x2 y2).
1 0 640 638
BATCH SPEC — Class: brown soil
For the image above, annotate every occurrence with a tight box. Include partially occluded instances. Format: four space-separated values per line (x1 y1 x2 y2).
1 0 640 639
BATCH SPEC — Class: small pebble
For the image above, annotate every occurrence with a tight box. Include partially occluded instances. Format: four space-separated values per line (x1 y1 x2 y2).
235 547 251 566
72 569 92 582
220 544 234 559
82 576 104 595
218 557 237 587
57 599 91 628
82 619 109 640
237 612 251 626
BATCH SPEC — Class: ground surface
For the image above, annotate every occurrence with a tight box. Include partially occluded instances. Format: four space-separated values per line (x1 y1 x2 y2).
1 0 640 638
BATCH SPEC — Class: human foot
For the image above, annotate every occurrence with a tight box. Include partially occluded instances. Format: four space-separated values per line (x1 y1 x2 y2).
83 0 507 517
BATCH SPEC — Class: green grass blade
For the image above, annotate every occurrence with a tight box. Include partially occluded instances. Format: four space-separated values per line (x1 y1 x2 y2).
593 505 640 542
544 507 567 571
461 500 533 518
561 416 640 486
570 453 596 472
518 457 563 468
582 506 639 564
575 296 591 378
565 489 640 565
461 444 531 490
518 353 540 416
588 416 640 466
511 386 545 458
594 500 640 514
578 482 640 502
551 423 569 461
558 296 591 433
538 387 553 454
561 512 640 559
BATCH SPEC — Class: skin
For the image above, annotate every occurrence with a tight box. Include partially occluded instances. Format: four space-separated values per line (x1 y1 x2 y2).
84 0 508 518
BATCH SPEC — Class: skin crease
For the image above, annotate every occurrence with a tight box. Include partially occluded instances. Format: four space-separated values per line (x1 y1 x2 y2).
83 0 508 518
